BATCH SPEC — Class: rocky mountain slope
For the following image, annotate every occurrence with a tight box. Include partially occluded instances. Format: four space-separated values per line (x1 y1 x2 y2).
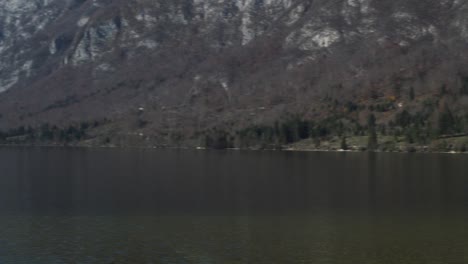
1 0 468 147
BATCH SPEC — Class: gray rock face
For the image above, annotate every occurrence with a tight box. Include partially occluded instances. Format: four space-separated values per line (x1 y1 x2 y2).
0 0 62 91
0 0 468 132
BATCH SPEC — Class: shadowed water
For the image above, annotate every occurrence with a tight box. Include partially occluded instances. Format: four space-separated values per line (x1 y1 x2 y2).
1 147 468 263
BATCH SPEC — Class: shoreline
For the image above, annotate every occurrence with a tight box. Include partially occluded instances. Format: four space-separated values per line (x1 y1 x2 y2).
1 143 467 155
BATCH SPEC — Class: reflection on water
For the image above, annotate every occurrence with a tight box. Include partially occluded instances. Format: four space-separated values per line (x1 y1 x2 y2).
2 214 468 264
1 147 468 263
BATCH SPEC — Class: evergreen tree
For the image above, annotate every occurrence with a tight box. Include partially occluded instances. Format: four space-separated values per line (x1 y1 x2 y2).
367 114 378 151
396 110 412 128
409 86 415 101
368 129 378 151
297 120 310 139
341 137 348 150
40 123 54 141
438 105 456 135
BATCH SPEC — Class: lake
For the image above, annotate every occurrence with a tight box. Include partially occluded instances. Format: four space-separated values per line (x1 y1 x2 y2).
1 147 468 263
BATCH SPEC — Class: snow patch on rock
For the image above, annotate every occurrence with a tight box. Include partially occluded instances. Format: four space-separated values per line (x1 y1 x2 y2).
138 39 158 49
287 24 341 50
77 17 90 27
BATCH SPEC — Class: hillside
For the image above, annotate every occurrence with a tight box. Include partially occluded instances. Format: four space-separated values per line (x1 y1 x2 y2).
1 0 468 151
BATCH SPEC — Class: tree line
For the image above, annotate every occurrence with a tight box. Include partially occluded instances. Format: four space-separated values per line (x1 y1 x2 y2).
202 105 468 150
0 121 102 144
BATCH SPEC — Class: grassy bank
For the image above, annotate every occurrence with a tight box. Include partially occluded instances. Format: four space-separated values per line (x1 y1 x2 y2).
286 135 468 153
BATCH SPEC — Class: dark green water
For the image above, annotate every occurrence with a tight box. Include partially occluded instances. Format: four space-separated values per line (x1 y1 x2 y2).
1 147 468 263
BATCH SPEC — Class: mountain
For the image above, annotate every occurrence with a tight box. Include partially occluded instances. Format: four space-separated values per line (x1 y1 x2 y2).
1 0 468 149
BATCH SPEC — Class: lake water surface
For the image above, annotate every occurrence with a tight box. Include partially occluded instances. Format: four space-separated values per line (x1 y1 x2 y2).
1 147 468 263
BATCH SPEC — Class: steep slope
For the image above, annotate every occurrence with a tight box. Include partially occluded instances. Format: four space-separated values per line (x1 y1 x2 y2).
1 0 468 148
